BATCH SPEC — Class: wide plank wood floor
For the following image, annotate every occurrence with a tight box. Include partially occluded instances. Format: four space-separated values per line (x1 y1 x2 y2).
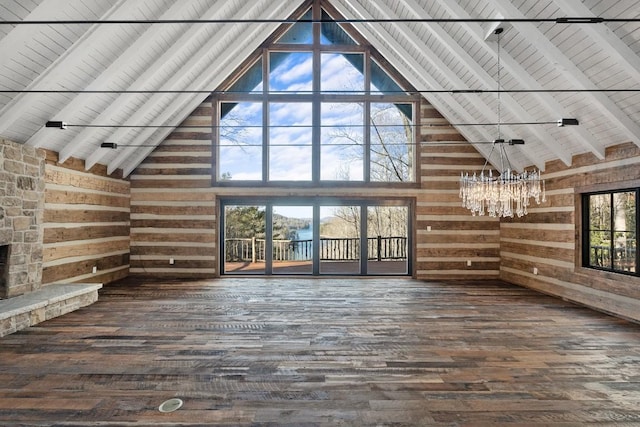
0 277 639 426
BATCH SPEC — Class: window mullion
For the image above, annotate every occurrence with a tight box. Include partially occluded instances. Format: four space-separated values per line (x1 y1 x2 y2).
312 1 321 183
265 204 273 275
582 194 590 268
360 201 368 274
312 52 321 183
610 193 615 270
364 51 372 182
263 49 269 182
637 189 639 275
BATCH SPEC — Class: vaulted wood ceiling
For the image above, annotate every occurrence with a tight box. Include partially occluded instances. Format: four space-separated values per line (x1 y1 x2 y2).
1 0 639 176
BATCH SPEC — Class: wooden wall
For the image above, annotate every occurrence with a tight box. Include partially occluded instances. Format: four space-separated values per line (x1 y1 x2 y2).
42 151 130 285
128 99 500 280
416 103 500 279
129 102 217 277
501 142 640 322
125 96 640 323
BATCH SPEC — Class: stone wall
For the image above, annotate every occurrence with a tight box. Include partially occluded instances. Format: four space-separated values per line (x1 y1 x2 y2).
0 138 45 299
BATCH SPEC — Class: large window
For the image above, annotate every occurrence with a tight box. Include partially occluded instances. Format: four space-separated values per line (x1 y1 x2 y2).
213 4 418 185
583 189 638 276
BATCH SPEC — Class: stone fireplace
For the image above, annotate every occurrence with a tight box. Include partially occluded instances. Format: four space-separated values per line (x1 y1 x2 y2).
0 138 102 337
0 138 45 299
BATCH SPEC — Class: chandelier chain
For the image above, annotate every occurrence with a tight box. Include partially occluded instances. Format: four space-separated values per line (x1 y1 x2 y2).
459 28 546 218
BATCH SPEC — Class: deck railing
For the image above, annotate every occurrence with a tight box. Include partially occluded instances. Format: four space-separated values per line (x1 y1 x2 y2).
590 244 636 271
225 236 407 262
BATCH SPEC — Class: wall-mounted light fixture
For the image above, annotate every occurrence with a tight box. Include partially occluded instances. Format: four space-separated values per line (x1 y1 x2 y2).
557 118 579 127
45 121 67 129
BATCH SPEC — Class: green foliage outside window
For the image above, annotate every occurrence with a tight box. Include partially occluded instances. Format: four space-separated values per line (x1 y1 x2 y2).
584 190 637 275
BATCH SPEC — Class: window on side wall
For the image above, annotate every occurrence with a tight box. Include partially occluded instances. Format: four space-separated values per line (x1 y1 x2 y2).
582 189 638 276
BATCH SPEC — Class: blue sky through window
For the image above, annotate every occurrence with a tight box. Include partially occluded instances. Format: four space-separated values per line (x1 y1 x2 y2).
269 52 313 93
218 43 412 184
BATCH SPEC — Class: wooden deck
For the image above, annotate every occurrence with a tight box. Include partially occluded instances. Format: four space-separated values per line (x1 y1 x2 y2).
225 260 408 274
0 277 639 426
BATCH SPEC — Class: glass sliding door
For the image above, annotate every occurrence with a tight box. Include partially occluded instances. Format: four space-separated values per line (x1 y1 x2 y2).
221 199 410 276
319 205 361 274
272 205 313 274
223 205 266 274
367 205 409 275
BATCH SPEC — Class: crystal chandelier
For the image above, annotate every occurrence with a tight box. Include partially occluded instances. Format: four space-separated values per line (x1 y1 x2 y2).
459 141 546 217
459 28 545 218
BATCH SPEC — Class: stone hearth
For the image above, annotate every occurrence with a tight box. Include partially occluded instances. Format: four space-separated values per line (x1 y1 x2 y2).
1 139 100 336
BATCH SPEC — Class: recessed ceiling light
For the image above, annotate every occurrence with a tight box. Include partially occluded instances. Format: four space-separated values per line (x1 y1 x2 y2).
158 398 183 413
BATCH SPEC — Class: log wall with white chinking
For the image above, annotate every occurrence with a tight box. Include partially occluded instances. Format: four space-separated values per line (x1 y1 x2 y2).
129 101 217 278
128 99 500 280
42 151 130 285
415 103 500 279
500 142 640 322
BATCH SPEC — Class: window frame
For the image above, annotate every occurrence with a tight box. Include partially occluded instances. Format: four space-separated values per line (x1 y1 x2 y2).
219 196 414 276
582 188 639 277
211 3 420 188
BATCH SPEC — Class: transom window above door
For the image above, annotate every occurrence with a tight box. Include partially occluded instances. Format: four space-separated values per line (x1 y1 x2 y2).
212 1 420 186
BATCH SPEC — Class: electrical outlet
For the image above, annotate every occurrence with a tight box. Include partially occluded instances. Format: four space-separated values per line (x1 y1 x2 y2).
466 260 472 267
427 225 431 232
533 267 538 275
169 258 174 265
92 266 97 274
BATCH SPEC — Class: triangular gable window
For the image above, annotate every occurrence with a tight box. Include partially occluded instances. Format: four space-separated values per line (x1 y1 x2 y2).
214 0 419 184
276 8 313 44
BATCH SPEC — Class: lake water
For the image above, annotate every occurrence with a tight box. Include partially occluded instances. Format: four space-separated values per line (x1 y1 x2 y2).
296 226 312 241
292 226 312 260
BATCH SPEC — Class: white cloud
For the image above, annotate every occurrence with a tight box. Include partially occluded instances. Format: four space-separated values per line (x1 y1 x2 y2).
271 53 313 91
270 102 312 125
269 145 312 180
321 54 364 92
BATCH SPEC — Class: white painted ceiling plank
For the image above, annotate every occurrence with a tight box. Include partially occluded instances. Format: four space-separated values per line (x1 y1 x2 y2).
1 0 638 172
490 0 640 147
113 1 307 176
55 0 233 165
344 0 541 169
333 0 530 171
552 0 640 85
379 0 572 167
0 0 131 133
432 0 604 162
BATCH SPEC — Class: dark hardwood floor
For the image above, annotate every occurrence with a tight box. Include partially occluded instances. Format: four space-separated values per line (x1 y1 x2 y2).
0 277 639 426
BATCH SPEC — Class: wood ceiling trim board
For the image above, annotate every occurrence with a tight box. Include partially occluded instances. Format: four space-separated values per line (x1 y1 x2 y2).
54 0 230 165
363 0 547 168
0 0 130 134
553 0 640 84
431 0 600 164
333 0 530 171
489 0 640 149
115 0 307 176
